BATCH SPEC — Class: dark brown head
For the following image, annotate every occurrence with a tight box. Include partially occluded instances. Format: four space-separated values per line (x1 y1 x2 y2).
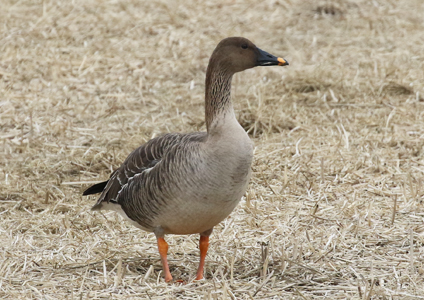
209 37 289 74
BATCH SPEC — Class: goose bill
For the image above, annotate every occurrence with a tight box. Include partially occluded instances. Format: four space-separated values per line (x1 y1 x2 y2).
256 48 289 66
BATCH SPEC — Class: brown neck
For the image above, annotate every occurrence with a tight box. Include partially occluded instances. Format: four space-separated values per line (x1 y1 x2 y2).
204 61 234 133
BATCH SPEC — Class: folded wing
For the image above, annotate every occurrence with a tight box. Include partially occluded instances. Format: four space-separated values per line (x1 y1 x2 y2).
86 133 185 210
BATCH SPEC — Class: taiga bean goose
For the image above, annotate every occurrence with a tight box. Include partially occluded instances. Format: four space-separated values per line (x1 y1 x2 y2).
83 37 288 282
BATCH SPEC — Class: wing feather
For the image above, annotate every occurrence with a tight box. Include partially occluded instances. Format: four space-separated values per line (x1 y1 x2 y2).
89 133 184 210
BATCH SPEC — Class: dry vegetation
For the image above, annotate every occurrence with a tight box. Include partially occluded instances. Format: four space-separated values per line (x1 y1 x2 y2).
1 0 424 298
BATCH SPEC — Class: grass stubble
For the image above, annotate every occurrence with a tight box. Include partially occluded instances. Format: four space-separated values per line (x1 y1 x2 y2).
1 0 424 298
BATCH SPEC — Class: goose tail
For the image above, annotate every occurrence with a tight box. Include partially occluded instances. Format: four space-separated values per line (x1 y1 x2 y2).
83 180 108 196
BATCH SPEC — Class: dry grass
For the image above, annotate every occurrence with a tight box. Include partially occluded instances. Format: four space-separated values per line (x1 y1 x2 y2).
1 0 424 298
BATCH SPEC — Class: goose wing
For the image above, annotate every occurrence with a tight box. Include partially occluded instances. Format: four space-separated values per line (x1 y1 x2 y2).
85 133 185 210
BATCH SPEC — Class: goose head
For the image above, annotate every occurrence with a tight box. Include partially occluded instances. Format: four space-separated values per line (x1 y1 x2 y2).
209 37 289 74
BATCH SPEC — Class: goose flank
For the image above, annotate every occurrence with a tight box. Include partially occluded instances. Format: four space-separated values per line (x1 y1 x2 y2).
83 37 289 282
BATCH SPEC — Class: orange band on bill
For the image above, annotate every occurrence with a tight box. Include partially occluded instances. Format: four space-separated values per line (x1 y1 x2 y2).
278 57 289 66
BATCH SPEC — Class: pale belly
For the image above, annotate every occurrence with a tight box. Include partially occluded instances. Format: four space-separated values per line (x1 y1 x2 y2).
154 129 254 234
155 171 251 234
157 198 241 234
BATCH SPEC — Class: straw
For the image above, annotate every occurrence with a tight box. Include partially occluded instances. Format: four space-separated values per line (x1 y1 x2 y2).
1 0 424 298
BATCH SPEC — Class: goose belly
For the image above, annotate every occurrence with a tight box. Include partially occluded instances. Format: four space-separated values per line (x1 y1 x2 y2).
156 175 250 234
154 148 253 235
157 198 241 234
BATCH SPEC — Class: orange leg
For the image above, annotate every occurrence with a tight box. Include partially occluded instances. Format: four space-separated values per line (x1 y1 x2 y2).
195 235 209 280
157 237 173 282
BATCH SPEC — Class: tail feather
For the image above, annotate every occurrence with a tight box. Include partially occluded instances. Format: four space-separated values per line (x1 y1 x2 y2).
83 180 108 195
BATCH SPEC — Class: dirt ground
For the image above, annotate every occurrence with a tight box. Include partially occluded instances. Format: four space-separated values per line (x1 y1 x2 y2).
1 0 424 298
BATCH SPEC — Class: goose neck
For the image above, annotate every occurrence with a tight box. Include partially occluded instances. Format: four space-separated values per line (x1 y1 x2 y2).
205 64 234 133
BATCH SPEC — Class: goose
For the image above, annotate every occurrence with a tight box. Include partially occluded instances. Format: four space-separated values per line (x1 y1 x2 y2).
83 37 288 282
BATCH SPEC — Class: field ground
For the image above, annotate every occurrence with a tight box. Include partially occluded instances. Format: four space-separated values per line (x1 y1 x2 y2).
1 0 424 298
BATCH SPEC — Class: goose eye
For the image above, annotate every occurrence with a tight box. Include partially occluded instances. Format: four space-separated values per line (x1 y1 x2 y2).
241 44 248 49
